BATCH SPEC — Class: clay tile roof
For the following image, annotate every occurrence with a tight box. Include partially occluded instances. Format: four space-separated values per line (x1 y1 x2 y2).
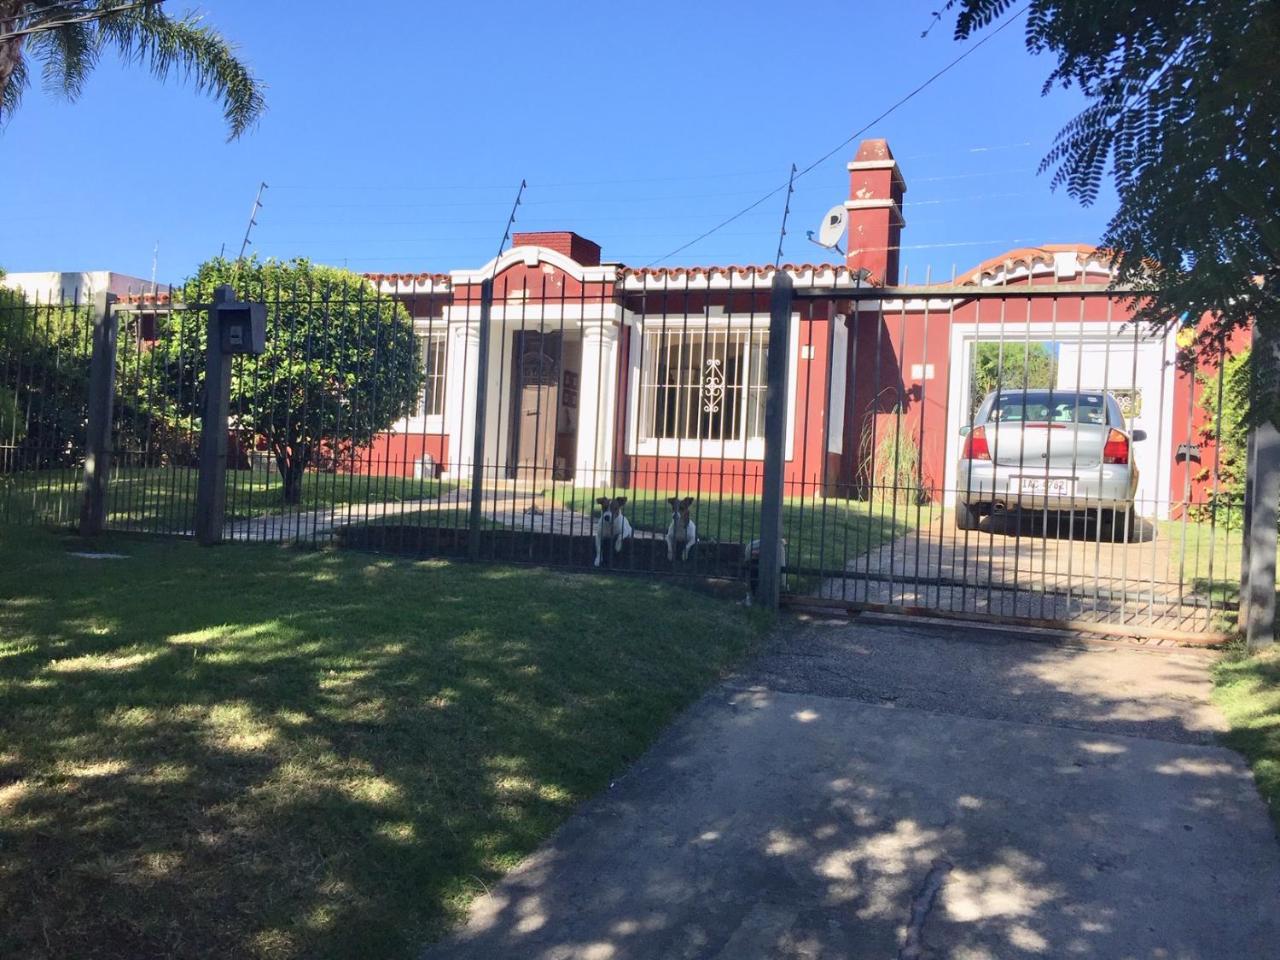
361 271 452 288
960 243 1111 285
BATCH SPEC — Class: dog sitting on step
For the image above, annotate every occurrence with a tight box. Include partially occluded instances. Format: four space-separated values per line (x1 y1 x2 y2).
666 496 697 562
593 496 632 567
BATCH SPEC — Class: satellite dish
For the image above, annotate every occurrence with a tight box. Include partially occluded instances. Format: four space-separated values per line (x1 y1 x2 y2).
817 205 848 248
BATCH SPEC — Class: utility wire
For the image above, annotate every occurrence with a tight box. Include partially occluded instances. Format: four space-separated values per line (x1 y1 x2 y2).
646 5 1030 266
0 0 161 42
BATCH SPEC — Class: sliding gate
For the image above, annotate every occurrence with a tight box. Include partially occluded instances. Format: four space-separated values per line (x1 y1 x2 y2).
781 281 1245 639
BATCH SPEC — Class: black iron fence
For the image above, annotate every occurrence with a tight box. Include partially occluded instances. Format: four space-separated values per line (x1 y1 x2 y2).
1 267 1275 643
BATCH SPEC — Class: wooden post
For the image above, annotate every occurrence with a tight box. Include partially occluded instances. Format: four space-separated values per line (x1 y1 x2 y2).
757 271 794 608
78 291 117 536
467 278 494 561
194 285 235 545
1244 323 1279 650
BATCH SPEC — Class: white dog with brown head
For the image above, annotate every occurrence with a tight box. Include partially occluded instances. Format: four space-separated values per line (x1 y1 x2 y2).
666 496 697 562
594 495 632 567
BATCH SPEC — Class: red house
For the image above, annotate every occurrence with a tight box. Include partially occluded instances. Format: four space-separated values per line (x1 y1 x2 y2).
361 138 1231 520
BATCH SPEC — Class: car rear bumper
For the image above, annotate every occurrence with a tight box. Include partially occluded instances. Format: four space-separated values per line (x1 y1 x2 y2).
955 462 1136 513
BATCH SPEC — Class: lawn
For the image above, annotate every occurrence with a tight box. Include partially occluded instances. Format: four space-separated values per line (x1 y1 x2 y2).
0 467 448 535
556 486 919 583
0 527 768 960
1214 644 1280 829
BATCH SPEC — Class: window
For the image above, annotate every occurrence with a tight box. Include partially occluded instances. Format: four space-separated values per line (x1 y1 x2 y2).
639 329 769 444
991 391 1107 425
419 332 446 418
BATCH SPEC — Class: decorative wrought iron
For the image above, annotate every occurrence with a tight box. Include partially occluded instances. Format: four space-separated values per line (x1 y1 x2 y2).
701 356 724 413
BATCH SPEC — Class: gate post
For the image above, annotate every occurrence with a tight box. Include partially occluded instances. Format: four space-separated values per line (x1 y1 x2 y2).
1243 322 1279 650
757 271 794 609
467 278 494 561
194 285 235 545
78 291 118 536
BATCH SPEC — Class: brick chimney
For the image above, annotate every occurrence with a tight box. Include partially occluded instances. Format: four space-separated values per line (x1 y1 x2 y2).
845 139 905 285
510 231 602 267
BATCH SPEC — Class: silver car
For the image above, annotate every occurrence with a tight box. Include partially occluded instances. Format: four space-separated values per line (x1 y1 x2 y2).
955 389 1145 535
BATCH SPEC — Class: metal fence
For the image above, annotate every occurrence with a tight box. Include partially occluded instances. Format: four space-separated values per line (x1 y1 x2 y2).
1 268 1275 643
782 279 1252 640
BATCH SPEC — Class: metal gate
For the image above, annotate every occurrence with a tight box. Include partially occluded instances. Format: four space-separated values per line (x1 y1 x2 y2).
778 278 1258 640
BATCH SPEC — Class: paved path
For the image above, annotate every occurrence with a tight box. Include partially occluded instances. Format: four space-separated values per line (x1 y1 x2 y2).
818 511 1233 634
424 618 1280 960
220 489 618 543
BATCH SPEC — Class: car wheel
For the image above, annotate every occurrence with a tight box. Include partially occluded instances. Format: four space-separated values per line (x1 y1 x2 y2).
955 500 980 531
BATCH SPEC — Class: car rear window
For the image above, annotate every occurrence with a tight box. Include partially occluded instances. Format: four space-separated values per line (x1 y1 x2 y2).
990 391 1107 425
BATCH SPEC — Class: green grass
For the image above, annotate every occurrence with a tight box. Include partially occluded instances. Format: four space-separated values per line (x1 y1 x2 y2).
0 527 769 960
0 467 449 534
556 487 918 581
1214 643 1280 830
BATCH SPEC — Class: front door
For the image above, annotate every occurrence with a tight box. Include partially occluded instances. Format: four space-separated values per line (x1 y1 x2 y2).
509 332 560 480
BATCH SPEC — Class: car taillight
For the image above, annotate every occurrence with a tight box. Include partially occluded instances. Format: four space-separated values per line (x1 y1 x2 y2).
963 426 991 460
1102 428 1130 465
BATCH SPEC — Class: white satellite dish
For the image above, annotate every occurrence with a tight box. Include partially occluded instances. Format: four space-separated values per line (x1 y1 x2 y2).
818 205 848 248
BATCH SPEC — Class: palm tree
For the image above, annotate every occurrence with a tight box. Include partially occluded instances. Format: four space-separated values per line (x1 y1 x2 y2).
0 1 264 139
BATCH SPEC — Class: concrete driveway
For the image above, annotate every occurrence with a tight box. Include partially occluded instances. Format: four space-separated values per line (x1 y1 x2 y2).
424 617 1280 960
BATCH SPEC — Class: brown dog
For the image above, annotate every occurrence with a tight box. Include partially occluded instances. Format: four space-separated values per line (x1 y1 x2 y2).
666 496 697 561
594 496 631 567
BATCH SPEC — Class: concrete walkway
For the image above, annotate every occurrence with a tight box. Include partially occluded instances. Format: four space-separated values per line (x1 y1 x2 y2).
424 618 1280 960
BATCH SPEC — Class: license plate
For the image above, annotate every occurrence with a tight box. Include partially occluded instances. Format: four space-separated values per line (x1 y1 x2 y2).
1011 477 1075 496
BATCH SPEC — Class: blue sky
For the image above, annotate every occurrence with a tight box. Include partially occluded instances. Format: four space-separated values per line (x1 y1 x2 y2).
0 0 1117 284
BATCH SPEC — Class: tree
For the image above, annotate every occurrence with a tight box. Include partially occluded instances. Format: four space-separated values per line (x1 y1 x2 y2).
0 280 93 471
146 259 423 503
0 1 264 139
972 341 1058 405
950 1 1279 419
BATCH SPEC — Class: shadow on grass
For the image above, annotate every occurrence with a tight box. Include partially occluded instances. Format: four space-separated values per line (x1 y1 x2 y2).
0 528 768 960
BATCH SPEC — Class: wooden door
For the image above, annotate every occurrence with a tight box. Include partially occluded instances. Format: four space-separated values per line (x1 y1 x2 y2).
509 333 560 479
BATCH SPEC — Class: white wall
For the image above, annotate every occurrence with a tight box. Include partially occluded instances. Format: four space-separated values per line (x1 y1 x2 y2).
1 271 162 303
944 322 1177 516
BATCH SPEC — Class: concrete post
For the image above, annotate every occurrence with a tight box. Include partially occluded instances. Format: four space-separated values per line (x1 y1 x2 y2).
467 279 494 560
757 271 794 608
1244 324 1279 650
574 320 619 489
78 291 117 536
194 285 235 545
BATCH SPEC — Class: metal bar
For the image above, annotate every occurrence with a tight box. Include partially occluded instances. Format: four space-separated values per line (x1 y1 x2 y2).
757 272 794 608
467 277 494 561
793 284 1145 300
78 291 118 536
781 596 1231 646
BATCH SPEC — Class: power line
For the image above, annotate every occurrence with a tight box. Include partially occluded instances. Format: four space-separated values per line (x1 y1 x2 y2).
646 5 1030 266
0 0 161 42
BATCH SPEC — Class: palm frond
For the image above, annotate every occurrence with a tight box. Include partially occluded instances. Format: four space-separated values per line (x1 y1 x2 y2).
96 5 265 139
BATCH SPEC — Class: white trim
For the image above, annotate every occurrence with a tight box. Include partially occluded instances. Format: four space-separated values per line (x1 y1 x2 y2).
846 159 898 171
828 318 847 455
943 320 1177 517
444 302 621 324
844 197 905 227
619 265 874 293
450 245 618 286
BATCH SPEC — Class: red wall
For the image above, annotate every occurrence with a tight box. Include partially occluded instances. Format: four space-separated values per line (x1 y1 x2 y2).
356 432 449 479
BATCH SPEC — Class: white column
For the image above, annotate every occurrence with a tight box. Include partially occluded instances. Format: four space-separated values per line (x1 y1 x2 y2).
446 322 481 481
575 321 620 488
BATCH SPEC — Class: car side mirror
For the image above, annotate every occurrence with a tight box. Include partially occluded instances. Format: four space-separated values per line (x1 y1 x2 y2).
1132 429 1148 442
959 425 971 437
